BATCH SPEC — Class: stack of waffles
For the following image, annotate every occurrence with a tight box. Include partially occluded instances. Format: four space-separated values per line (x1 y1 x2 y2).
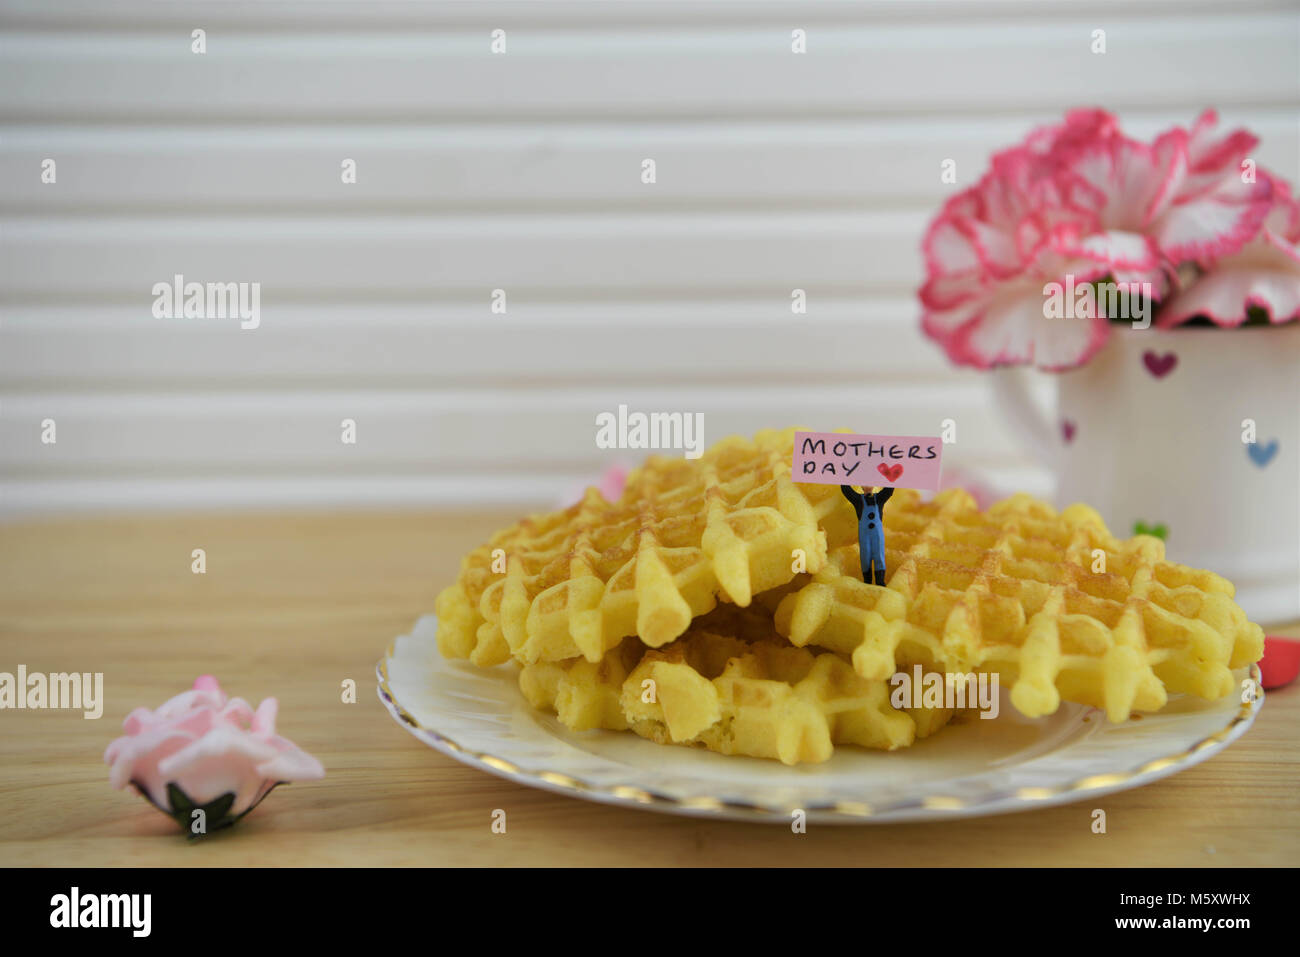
434 428 1265 765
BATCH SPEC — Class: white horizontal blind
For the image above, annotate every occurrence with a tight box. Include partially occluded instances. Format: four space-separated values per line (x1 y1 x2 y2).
1 0 1297 512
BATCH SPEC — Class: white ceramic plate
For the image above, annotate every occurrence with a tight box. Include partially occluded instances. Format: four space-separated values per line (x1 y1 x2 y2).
377 614 1264 824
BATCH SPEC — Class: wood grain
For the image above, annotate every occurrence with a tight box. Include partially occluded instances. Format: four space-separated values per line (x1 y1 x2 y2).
0 510 1295 867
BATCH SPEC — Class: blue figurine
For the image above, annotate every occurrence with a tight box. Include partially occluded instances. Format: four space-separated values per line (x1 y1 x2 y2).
841 484 894 585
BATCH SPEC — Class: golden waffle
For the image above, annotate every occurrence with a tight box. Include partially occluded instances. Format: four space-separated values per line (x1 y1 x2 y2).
436 429 841 667
775 488 1265 722
519 605 954 766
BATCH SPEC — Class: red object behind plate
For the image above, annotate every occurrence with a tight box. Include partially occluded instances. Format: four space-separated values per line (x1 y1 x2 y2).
1260 636 1300 689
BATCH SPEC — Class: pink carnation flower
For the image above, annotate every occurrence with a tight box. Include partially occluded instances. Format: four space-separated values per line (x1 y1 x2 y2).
1158 171 1300 327
920 108 1276 370
104 675 324 832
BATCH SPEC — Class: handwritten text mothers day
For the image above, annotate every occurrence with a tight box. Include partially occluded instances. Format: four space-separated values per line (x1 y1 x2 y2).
792 431 943 490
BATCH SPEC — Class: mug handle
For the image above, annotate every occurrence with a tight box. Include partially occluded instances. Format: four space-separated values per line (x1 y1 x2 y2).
989 367 1059 470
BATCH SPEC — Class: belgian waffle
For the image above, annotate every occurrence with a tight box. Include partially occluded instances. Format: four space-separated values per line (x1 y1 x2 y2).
518 604 954 766
436 429 838 667
775 488 1265 722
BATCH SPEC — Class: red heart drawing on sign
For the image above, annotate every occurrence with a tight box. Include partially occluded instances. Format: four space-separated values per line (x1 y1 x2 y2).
877 463 904 482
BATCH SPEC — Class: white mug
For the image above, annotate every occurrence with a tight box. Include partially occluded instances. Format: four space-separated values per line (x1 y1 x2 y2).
992 324 1300 624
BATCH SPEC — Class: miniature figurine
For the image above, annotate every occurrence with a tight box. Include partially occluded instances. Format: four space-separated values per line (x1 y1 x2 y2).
841 484 894 585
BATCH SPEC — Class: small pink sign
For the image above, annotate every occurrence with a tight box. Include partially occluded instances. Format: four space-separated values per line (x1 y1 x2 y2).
792 431 944 490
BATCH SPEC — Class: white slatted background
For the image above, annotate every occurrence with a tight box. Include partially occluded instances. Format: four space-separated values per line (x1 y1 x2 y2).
1 0 1298 513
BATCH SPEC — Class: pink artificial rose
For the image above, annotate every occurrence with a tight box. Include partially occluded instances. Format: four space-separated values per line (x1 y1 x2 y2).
104 675 324 832
919 108 1276 370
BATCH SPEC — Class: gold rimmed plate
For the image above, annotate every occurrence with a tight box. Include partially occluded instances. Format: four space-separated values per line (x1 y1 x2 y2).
376 615 1263 824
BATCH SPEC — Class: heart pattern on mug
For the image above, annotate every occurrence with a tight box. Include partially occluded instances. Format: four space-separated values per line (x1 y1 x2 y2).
877 463 904 482
1247 439 1279 468
1061 419 1077 443
1132 520 1168 541
1142 350 1178 378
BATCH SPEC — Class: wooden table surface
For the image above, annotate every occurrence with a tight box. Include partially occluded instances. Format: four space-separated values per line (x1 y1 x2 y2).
1 509 1296 867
